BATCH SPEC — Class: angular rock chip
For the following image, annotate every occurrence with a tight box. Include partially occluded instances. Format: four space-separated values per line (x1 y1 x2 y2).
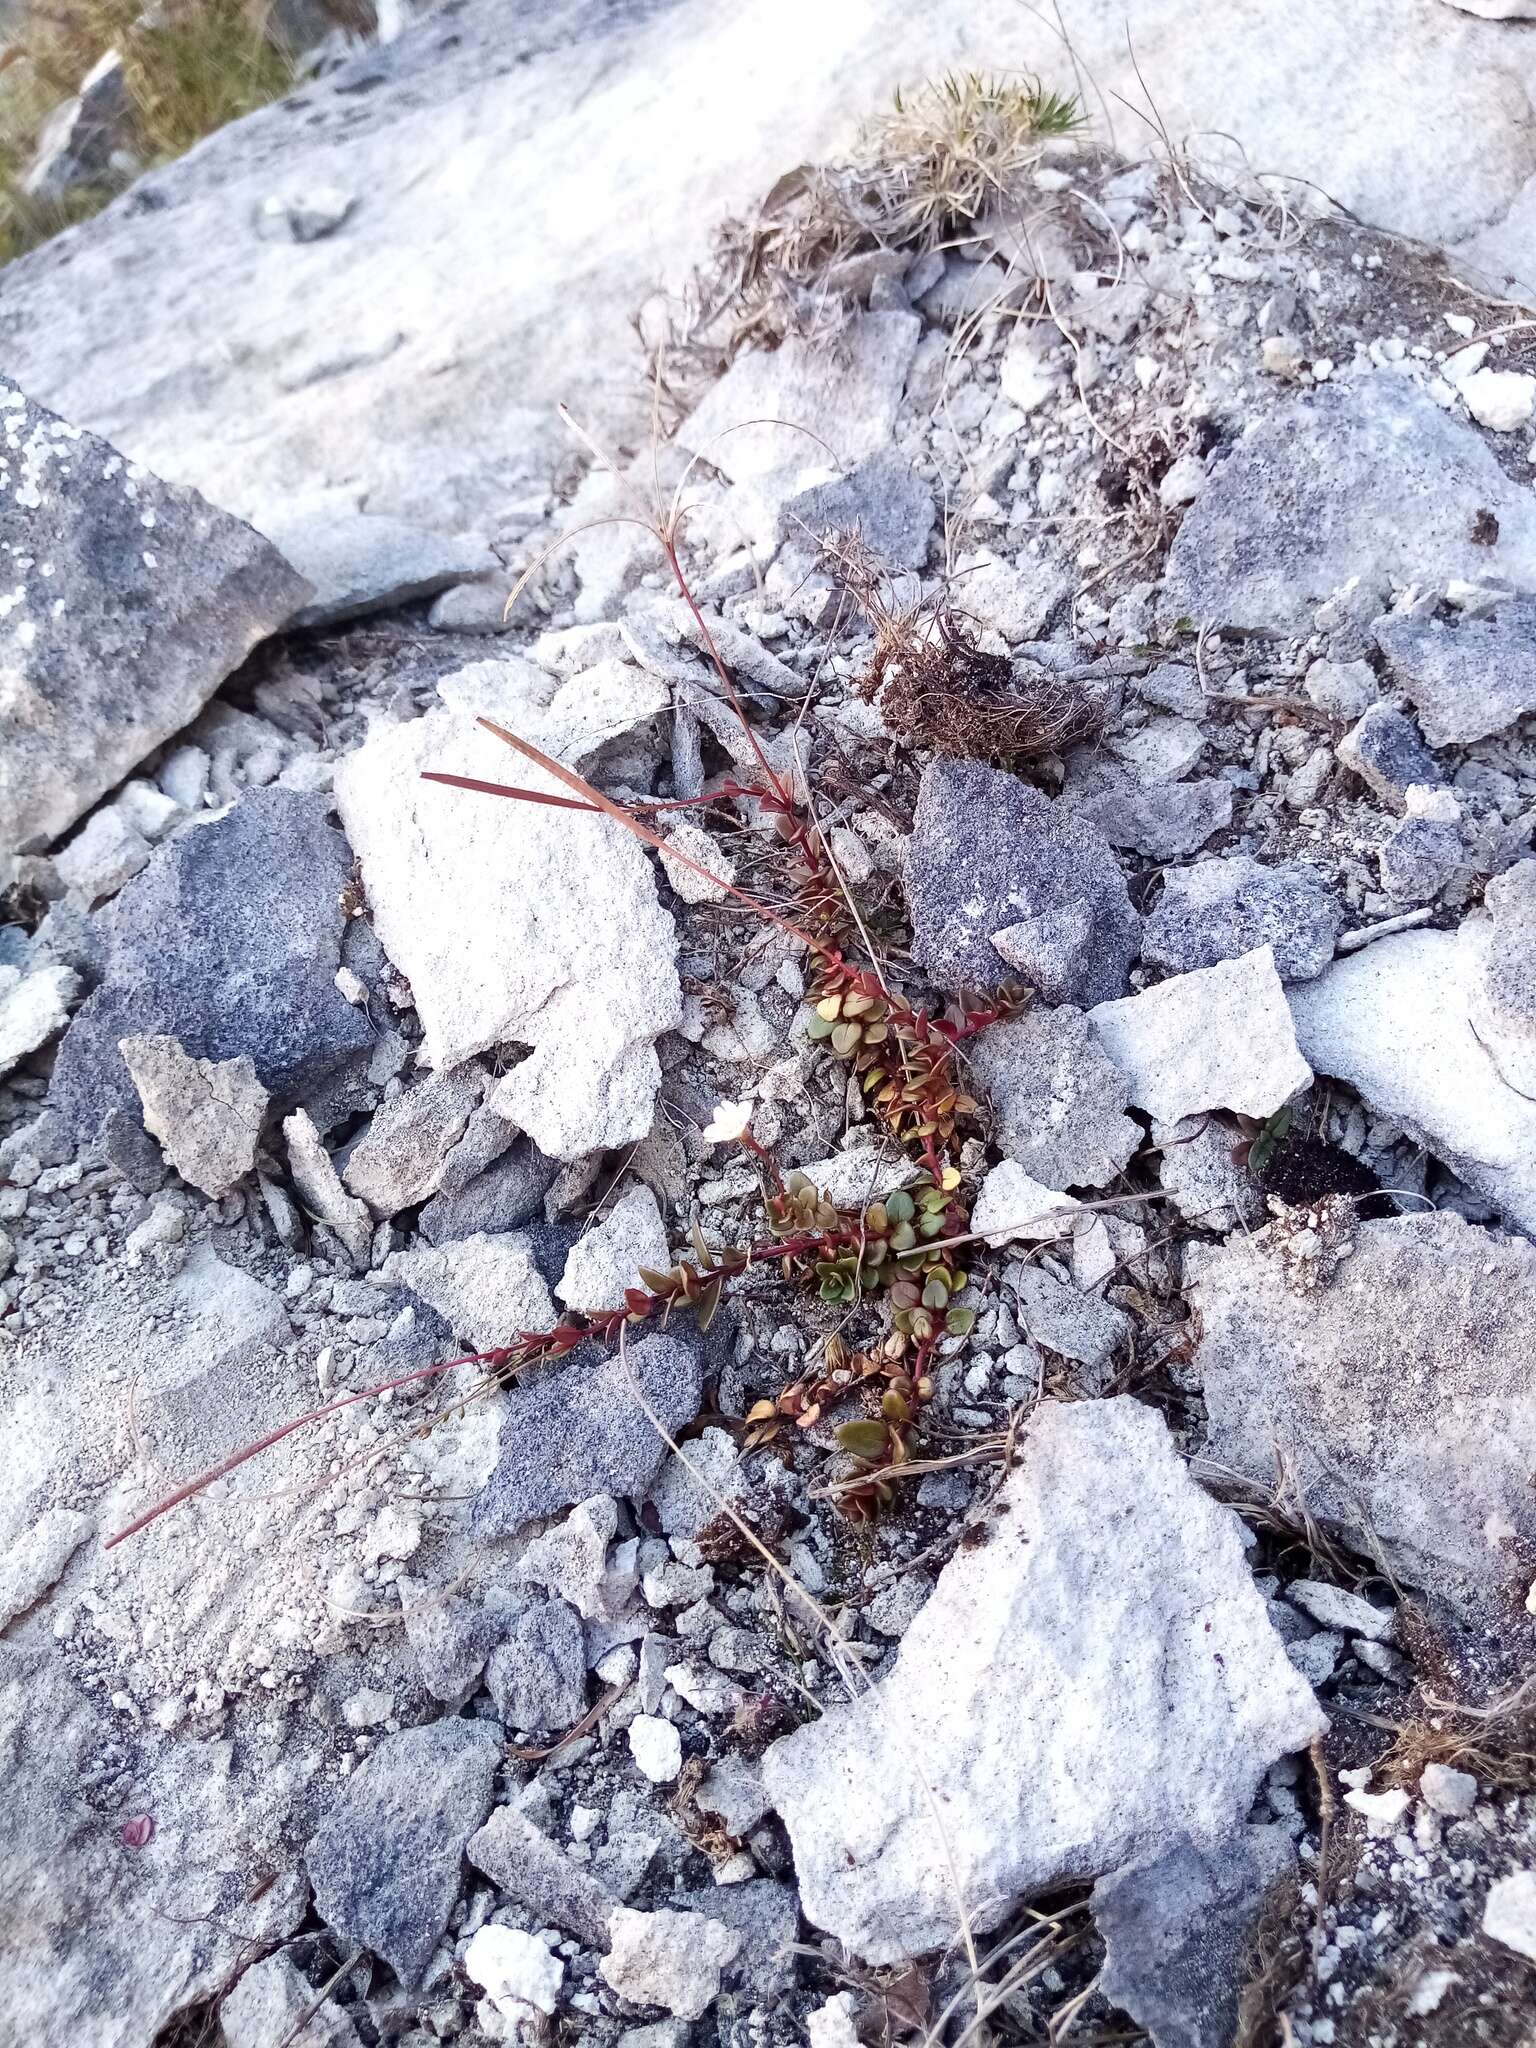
1060 752 1233 862
1373 600 1536 747
305 1717 501 1988
1288 928 1536 1231
1142 856 1340 983
474 1334 702 1539
1161 378 1536 632
1090 947 1312 1124
557 1185 670 1312
0 963 79 1076
467 1805 617 1948
121 1034 268 1198
678 312 920 492
485 1594 587 1732
1189 1211 1536 1622
1093 1828 1296 2048
381 1231 555 1351
966 1004 1140 1191
333 704 681 1158
49 789 372 1144
600 1904 743 2022
0 381 308 856
1336 703 1443 811
261 505 496 627
284 1107 374 1267
762 1397 1323 1964
342 1065 486 1216
907 758 1139 1006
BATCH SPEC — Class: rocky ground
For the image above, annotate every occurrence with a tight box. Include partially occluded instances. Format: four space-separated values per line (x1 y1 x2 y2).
5 57 1536 2048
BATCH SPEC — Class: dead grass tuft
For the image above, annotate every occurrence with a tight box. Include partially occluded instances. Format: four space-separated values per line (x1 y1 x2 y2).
646 68 1083 385
823 528 1104 762
1381 1671 1536 1794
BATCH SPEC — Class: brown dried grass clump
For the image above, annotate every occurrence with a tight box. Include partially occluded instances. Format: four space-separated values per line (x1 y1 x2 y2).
647 69 1083 377
823 529 1103 762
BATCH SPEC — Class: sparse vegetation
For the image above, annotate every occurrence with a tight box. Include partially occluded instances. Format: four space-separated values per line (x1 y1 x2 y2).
0 1 314 265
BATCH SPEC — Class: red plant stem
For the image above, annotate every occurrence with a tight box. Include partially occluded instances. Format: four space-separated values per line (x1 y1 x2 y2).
104 1228 860 1550
660 535 790 809
102 1346 520 1550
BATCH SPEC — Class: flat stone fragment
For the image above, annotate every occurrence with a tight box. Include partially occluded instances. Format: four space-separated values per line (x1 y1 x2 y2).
1466 857 1536 1097
1336 703 1443 810
1288 928 1536 1231
1142 856 1340 983
0 380 308 856
220 1953 360 2048
1010 1267 1132 1390
342 1066 486 1215
1189 1212 1536 1621
0 1508 93 1630
1093 1828 1296 2048
120 1034 268 1198
966 1004 1140 1191
1379 815 1462 902
972 1161 1084 1246
1060 753 1234 862
304 1718 501 1988
762 1397 1323 1965
1160 378 1536 632
1090 948 1312 1124
907 758 1140 1006
775 450 935 568
600 1905 744 2022
419 1139 562 1242
0 964 78 1076
49 789 373 1144
467 1805 617 1947
1483 1870 1536 1963
333 703 680 1158
381 1231 555 1350
678 312 920 490
261 506 496 627
1373 600 1536 746
473 1334 703 1539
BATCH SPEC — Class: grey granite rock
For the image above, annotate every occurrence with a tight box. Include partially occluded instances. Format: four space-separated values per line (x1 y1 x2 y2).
397 1576 503 1704
419 1138 563 1242
1161 378 1536 632
1011 1267 1132 1391
304 1717 501 1988
1373 599 1536 746
907 758 1139 1005
1379 816 1462 902
965 1004 1141 1191
467 1805 617 1947
1469 858 1536 1097
1142 856 1341 983
1189 1212 1536 1622
1093 1828 1295 2048
474 1334 703 1539
0 381 308 856
49 790 373 1144
484 1595 588 1732
262 506 496 627
775 450 935 568
1060 753 1233 862
1338 701 1441 813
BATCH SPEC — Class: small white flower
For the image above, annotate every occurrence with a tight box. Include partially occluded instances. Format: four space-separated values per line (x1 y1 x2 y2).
702 1097 755 1145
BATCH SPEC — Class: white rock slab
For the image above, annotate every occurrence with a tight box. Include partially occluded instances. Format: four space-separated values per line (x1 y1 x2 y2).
381 1232 555 1352
971 1160 1085 1247
556 1185 670 1312
333 703 681 1159
600 1905 742 2021
1288 927 1536 1232
1089 947 1312 1123
762 1397 1323 1964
